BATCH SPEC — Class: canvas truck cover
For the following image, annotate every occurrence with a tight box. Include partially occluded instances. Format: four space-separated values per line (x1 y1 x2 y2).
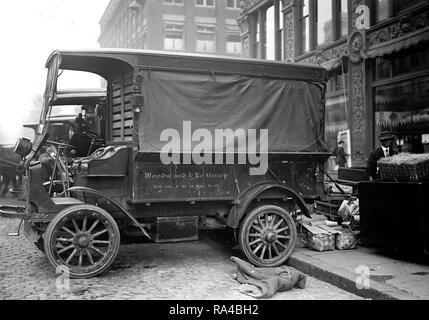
139 70 325 153
44 50 327 155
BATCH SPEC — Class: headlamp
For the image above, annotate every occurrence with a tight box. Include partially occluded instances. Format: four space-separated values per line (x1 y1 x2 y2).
14 138 33 158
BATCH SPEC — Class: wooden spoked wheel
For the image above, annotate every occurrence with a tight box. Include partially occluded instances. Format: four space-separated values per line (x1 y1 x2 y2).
239 205 297 267
44 204 120 279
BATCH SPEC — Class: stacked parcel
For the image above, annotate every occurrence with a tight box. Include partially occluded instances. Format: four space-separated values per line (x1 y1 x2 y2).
378 153 429 182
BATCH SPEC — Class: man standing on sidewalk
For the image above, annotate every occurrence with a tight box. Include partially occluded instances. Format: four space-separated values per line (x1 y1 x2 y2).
366 131 397 180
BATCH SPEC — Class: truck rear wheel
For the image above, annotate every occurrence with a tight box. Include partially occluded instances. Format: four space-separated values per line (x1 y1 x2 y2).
239 204 297 267
44 204 120 279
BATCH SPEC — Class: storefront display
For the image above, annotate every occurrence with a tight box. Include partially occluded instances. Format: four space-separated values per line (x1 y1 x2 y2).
374 46 429 154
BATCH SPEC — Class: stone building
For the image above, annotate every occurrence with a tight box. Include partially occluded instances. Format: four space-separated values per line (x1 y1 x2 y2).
238 0 429 166
99 0 242 56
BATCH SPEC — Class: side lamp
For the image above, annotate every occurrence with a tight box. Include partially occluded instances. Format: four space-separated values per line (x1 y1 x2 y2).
14 138 33 158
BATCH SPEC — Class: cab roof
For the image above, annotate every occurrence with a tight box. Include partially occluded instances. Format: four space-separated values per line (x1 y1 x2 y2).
51 89 106 106
46 49 328 83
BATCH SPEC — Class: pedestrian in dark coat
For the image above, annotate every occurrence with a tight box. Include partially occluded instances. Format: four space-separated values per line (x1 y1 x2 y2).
367 131 397 180
333 140 347 169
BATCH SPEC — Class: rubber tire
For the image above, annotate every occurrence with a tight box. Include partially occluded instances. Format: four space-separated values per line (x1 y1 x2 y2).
44 204 120 279
239 204 297 268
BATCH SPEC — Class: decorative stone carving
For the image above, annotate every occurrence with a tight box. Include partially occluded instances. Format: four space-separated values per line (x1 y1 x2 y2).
240 0 265 13
367 10 429 47
348 30 367 64
348 0 367 164
284 12 294 61
297 43 348 65
350 64 366 161
282 0 293 8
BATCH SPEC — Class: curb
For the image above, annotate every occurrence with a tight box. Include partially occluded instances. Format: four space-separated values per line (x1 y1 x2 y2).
288 250 420 300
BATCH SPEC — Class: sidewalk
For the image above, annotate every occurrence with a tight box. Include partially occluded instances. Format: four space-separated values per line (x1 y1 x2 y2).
288 246 429 300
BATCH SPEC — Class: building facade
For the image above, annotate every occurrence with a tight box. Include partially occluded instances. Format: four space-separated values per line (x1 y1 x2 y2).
239 0 429 166
99 0 242 56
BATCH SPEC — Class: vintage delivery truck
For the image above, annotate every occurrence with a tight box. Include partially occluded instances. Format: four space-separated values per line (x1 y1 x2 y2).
1 49 330 278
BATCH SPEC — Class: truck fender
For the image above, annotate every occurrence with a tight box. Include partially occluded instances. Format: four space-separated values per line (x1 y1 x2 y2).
227 182 311 229
66 186 151 240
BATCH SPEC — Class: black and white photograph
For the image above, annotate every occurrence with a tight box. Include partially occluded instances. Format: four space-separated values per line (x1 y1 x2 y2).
0 0 428 308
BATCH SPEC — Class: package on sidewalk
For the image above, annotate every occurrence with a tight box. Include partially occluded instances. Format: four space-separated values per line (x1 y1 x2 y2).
335 229 359 250
301 224 339 252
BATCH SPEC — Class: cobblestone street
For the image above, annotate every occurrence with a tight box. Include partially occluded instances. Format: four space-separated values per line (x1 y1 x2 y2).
0 212 362 300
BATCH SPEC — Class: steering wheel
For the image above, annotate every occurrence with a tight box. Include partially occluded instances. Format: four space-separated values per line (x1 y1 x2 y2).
84 132 105 144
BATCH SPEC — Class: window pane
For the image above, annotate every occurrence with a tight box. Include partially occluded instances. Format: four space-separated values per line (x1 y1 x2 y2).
340 0 348 37
302 17 309 53
279 10 284 60
375 57 391 80
396 0 422 13
227 32 242 54
266 6 275 60
164 23 184 51
325 95 349 153
303 0 309 16
256 17 260 42
376 0 389 23
301 0 310 54
197 25 215 52
317 0 333 46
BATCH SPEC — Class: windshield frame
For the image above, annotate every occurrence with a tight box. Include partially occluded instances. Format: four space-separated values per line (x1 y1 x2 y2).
24 54 61 164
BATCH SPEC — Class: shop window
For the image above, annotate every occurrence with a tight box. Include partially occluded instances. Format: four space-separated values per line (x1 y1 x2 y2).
375 46 429 81
374 46 429 153
375 75 429 153
164 23 185 51
373 0 426 24
196 25 215 52
327 74 348 94
393 47 429 77
375 57 391 80
325 95 349 153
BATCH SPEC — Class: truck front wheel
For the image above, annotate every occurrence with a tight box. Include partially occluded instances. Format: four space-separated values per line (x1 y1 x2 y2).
239 204 297 267
44 204 120 279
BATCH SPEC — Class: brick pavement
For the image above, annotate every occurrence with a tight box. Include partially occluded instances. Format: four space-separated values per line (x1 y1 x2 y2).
0 216 363 300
